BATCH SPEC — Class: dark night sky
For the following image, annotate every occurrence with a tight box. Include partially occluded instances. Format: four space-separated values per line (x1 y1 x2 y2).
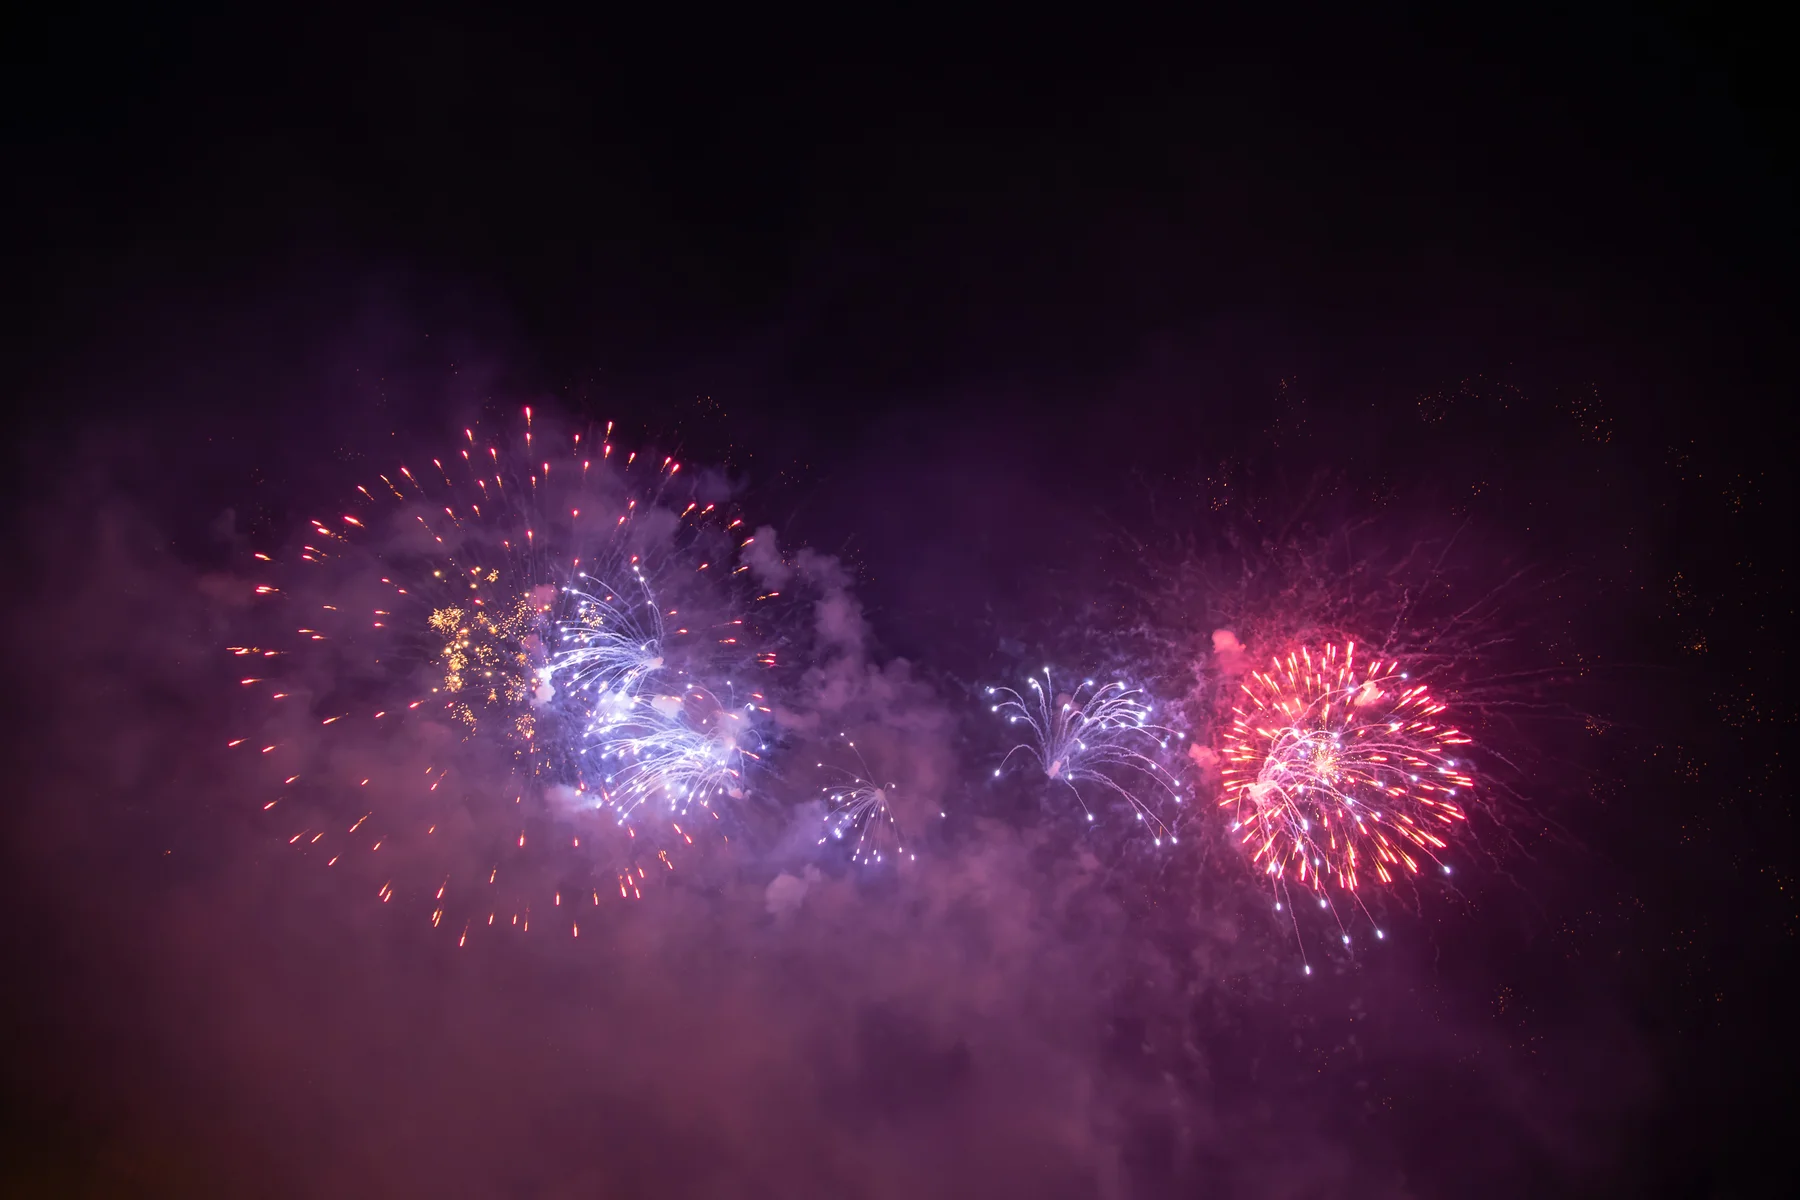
3 8 1794 1198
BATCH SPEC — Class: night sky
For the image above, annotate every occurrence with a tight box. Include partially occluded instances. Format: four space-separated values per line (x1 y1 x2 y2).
3 10 1794 1198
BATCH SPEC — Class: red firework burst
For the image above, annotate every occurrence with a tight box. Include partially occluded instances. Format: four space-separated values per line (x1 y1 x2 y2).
1219 641 1474 908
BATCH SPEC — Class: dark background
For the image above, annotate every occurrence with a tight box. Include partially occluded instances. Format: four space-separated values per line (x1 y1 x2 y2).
3 7 1793 1197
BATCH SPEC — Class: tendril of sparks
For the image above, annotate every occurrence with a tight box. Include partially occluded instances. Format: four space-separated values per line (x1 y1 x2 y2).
816 733 911 866
986 668 1187 844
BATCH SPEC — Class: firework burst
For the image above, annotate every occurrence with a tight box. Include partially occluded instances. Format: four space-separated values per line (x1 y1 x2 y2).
816 733 911 866
228 406 781 938
987 669 1187 844
1220 639 1475 965
586 680 763 825
540 565 670 708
